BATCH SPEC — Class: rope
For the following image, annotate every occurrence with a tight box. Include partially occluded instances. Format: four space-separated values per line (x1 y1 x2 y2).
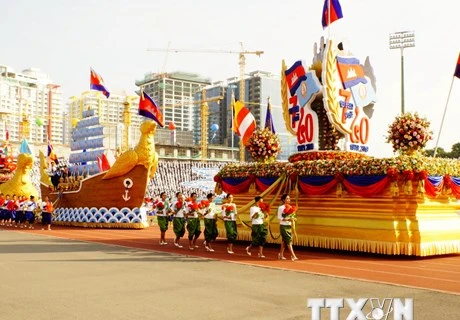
266 175 288 240
292 176 299 241
236 174 286 229
51 192 63 218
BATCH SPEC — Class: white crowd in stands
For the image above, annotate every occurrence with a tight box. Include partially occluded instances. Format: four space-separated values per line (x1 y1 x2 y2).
146 160 227 200
29 159 228 202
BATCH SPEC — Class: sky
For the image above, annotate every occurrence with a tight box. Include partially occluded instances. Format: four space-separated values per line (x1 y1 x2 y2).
1 0 459 157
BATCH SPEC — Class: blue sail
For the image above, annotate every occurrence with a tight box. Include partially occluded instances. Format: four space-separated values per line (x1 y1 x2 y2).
69 109 106 174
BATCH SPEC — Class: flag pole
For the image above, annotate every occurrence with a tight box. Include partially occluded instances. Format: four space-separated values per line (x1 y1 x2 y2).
231 91 235 162
328 0 331 39
433 76 456 157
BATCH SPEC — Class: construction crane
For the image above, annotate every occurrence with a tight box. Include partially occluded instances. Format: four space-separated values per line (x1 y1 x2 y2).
146 44 264 161
197 89 223 161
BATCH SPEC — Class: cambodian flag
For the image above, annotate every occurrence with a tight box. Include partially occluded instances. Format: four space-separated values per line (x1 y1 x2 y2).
454 53 460 78
90 68 110 98
336 56 368 89
322 0 343 29
284 61 307 96
139 91 164 127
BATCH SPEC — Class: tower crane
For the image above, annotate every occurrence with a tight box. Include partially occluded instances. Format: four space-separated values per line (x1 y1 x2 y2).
146 44 264 161
196 89 223 161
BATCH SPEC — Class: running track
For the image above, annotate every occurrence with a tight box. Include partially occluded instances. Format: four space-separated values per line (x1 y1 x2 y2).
2 225 459 295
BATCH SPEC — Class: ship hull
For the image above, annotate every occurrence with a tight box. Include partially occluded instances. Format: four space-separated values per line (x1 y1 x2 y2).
41 165 150 229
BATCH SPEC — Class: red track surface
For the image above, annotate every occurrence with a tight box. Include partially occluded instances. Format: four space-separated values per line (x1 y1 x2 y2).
3 225 459 295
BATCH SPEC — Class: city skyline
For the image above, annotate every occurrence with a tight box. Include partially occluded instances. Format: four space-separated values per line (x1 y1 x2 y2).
1 0 459 157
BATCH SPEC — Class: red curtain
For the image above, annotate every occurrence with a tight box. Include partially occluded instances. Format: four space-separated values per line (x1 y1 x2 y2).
342 177 389 197
424 178 443 198
298 179 337 195
222 178 252 194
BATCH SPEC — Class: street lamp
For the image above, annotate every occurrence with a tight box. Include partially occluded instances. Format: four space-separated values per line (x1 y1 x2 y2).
389 30 415 114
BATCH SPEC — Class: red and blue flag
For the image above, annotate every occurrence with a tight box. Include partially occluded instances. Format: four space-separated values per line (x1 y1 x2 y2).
322 0 343 29
454 53 460 78
47 140 58 164
139 91 164 127
264 100 275 134
336 56 368 89
90 68 110 98
284 61 307 96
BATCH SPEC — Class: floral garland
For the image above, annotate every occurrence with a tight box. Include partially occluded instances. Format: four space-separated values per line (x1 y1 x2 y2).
246 128 281 163
289 150 369 163
215 155 460 178
215 162 289 179
386 112 433 155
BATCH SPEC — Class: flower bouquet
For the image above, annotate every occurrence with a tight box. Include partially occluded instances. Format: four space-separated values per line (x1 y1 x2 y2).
386 112 433 155
188 202 201 217
258 202 270 219
200 199 210 215
247 128 281 163
155 201 165 211
282 204 297 220
222 203 236 218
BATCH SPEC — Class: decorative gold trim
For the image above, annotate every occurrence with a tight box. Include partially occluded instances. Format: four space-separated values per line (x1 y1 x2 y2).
324 40 352 134
53 221 149 229
221 229 460 256
281 60 296 136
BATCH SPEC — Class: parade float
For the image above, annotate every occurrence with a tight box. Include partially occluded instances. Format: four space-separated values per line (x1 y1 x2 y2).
0 135 17 183
39 115 159 229
214 37 460 257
